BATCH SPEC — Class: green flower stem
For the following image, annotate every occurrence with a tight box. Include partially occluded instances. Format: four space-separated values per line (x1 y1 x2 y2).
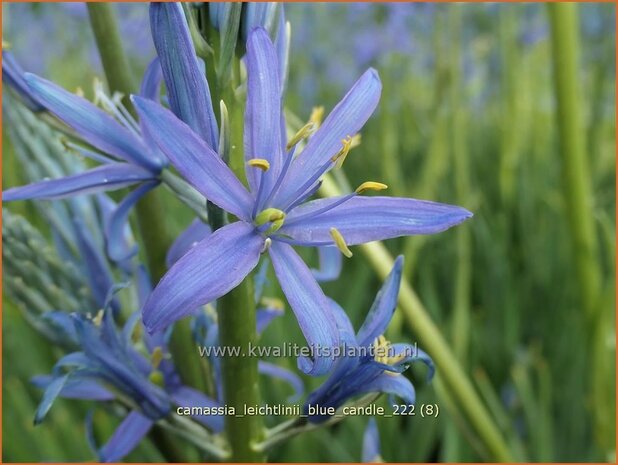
319 175 512 462
548 4 611 453
547 3 601 323
215 84 265 463
217 277 265 462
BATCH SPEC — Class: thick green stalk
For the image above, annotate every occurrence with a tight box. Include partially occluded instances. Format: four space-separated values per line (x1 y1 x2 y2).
547 3 601 323
215 79 265 462
319 176 512 462
548 4 610 454
87 3 171 281
217 279 265 462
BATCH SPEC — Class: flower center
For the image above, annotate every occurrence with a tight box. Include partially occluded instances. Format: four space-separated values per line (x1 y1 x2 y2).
255 208 286 234
373 335 406 375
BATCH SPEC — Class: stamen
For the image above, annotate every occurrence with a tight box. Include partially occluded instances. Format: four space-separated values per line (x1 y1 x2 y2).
151 346 164 369
329 227 353 258
284 180 323 213
62 138 115 164
92 309 104 326
356 181 388 194
350 133 362 149
260 237 272 254
75 87 85 98
93 78 141 137
309 106 325 127
247 158 271 171
2 40 11 50
286 122 316 151
260 297 285 310
332 136 354 169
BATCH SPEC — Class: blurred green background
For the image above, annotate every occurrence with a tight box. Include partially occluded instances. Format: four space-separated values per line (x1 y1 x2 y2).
2 2 616 462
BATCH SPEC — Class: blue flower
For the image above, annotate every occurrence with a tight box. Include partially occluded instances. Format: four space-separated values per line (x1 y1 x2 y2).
304 256 434 422
2 56 166 262
33 301 224 462
133 26 471 376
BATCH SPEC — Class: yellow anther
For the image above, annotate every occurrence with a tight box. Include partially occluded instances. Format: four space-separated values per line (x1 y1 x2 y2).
331 136 353 168
151 346 164 369
2 40 11 50
255 208 286 233
92 309 104 327
356 181 388 194
75 87 85 98
247 158 270 171
309 106 325 127
149 370 165 387
260 297 285 310
350 133 362 148
329 227 353 258
131 322 143 344
286 121 316 150
373 335 406 375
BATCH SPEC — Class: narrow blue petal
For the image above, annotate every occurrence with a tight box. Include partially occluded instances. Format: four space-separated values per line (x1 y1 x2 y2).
170 386 224 432
140 58 163 101
244 27 283 195
40 311 78 344
362 418 382 462
150 3 218 148
311 246 343 282
390 344 435 381
242 3 280 41
268 241 338 375
135 265 153 310
357 373 416 405
253 258 270 302
132 95 254 221
302 299 360 409
32 375 115 401
165 219 211 268
98 411 153 462
275 69 382 206
24 73 158 170
256 307 284 335
356 256 403 347
3 164 154 202
105 181 158 262
72 216 115 309
2 51 44 111
328 298 357 347
34 374 69 424
258 361 304 402
143 222 263 333
274 8 290 90
280 196 473 246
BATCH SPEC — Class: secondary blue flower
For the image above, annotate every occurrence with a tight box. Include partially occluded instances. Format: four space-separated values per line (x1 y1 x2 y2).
2 58 166 262
304 256 434 423
33 303 223 462
133 27 470 376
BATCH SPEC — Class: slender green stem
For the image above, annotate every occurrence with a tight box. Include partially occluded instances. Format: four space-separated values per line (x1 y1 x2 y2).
547 3 601 323
319 175 512 462
217 278 265 462
548 4 610 454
